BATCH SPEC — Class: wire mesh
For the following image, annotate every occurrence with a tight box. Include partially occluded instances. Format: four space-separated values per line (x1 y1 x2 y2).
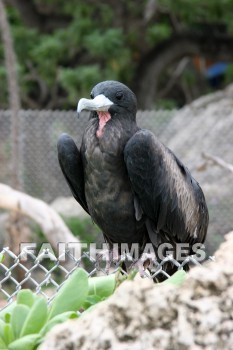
0 246 204 310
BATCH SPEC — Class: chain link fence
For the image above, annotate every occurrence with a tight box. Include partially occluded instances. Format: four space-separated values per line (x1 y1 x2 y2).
0 246 205 310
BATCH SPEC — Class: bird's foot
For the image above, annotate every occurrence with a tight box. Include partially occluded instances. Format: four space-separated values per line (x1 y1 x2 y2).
133 253 155 277
96 249 118 274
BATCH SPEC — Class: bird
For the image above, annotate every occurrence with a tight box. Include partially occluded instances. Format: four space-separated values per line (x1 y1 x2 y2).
57 80 209 280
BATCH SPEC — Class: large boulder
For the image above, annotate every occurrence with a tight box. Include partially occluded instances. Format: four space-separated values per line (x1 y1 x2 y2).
50 196 88 218
39 231 233 350
157 85 233 253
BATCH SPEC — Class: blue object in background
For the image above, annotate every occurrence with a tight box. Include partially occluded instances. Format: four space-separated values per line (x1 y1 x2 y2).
206 62 228 78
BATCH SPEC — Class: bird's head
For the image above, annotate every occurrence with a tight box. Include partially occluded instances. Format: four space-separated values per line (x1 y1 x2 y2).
77 80 137 121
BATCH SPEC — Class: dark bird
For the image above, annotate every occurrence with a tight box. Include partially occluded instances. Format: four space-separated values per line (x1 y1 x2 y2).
57 81 209 280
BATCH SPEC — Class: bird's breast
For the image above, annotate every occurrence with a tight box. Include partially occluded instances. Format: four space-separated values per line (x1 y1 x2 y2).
81 121 140 242
84 146 133 221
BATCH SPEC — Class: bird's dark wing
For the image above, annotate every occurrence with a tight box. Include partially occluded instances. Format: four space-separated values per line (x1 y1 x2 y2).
57 133 89 214
124 130 208 247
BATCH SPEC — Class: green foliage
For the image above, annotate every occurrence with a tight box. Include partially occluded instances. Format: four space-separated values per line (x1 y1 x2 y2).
146 23 172 46
160 270 187 286
225 63 233 84
155 98 178 110
58 66 102 106
48 269 88 319
84 28 125 58
63 216 101 243
0 268 117 349
159 0 233 25
0 265 187 349
1 0 233 108
0 253 5 263
88 274 116 299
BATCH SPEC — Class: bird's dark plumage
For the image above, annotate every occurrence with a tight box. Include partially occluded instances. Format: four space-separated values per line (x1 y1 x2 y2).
57 80 209 279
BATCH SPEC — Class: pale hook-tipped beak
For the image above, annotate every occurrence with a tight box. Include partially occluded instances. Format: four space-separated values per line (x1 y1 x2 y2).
77 94 113 117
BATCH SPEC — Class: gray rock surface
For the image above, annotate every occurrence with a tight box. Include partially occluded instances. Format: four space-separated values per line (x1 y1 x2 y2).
39 231 233 350
50 196 88 218
156 86 233 253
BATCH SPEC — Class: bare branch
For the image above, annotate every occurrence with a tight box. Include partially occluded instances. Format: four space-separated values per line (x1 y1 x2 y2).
158 57 190 98
0 183 80 248
201 153 233 174
144 0 158 23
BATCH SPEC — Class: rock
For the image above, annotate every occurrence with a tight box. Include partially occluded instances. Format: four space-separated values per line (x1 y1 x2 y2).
50 196 88 218
39 231 233 350
154 85 233 253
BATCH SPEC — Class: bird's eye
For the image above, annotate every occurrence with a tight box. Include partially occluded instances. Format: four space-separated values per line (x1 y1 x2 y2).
90 92 94 99
116 91 123 100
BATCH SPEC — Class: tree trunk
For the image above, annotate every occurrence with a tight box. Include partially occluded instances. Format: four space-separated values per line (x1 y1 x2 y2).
0 1 33 283
0 0 21 189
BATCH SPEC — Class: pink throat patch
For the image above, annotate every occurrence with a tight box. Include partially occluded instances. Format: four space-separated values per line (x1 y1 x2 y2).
96 111 111 138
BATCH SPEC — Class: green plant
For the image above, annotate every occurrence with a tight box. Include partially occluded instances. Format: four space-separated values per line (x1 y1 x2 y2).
0 253 5 263
0 268 116 350
63 216 101 243
160 270 187 286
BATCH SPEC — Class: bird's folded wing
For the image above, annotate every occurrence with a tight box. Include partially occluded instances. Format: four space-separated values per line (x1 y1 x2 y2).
57 133 89 214
124 129 208 246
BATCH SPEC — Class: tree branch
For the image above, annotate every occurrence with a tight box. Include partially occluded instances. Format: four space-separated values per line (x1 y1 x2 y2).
158 57 190 98
0 183 80 248
201 153 233 174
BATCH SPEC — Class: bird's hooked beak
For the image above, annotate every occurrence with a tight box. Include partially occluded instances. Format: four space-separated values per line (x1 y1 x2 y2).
77 94 113 118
